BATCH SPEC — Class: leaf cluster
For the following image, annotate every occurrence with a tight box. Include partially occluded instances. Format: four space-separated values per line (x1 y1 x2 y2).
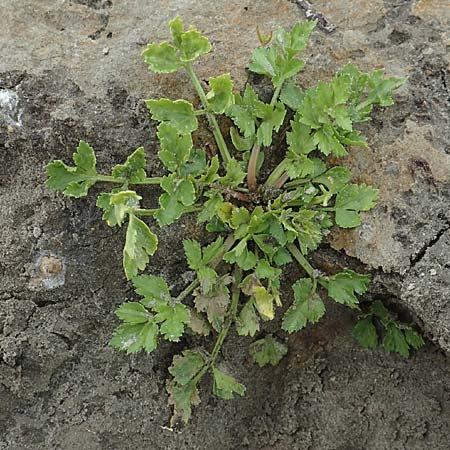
45 17 416 425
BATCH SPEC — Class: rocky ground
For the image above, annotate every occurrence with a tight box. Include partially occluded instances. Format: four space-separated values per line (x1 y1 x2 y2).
1 1 449 449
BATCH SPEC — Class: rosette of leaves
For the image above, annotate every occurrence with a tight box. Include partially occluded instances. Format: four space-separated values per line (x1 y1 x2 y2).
46 17 421 425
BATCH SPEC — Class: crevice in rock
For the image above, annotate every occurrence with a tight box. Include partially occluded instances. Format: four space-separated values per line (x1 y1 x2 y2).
409 222 450 267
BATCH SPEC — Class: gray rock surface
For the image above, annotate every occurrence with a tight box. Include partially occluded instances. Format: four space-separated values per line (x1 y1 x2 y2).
1 1 450 449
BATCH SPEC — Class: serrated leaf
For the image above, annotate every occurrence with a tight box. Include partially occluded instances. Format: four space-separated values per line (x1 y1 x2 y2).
198 267 218 295
286 121 315 155
236 299 260 337
133 274 171 305
280 80 304 110
179 148 207 177
46 140 97 197
365 70 406 108
274 20 316 57
123 214 158 280
166 380 200 425
404 328 425 350
207 73 234 114
226 84 259 138
320 269 369 308
254 101 286 147
202 237 224 265
96 191 119 227
146 98 197 133
249 335 288 367
142 42 183 73
273 247 292 266
255 259 281 279
335 184 379 228
282 278 325 332
109 322 157 354
168 350 206 386
352 317 378 349
197 191 223 223
212 367 246 400
188 309 211 336
219 158 246 187
383 322 410 357
115 302 151 324
169 16 184 48
154 302 190 342
109 190 142 226
183 239 202 270
111 147 147 183
313 126 347 157
179 29 212 62
157 123 193 171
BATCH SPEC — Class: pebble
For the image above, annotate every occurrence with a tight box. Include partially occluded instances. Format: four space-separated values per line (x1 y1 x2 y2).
429 268 437 276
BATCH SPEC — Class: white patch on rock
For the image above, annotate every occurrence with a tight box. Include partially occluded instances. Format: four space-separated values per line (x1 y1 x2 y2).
0 89 23 127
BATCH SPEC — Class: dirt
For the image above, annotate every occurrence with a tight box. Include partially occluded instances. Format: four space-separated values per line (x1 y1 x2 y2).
1 1 450 449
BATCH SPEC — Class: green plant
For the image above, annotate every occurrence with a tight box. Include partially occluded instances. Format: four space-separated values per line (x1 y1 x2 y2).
46 17 423 424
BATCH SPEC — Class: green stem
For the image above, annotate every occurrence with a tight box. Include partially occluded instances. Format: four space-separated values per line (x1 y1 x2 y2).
93 175 163 185
184 64 232 166
287 243 314 278
284 178 309 189
134 208 158 216
176 279 200 303
265 159 289 186
247 83 284 190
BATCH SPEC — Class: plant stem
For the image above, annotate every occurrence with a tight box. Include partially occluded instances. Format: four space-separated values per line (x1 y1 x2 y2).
176 279 200 303
134 208 158 216
93 175 163 185
184 64 232 166
265 159 289 186
247 83 284 190
287 243 314 278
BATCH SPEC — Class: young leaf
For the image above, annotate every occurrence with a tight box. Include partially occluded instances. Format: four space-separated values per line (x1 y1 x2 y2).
352 317 378 349
123 214 158 280
334 184 379 228
142 42 183 74
157 123 193 171
168 350 206 385
183 239 203 270
212 367 246 400
115 302 151 324
109 190 142 226
111 147 147 183
146 98 198 133
219 158 246 187
383 322 410 358
109 322 158 354
225 84 259 138
404 328 425 350
46 140 97 197
279 80 304 110
153 301 190 342
249 335 288 367
254 101 286 147
179 29 212 62
133 274 171 304
166 380 201 425
320 270 370 308
236 299 260 337
207 73 234 114
282 278 325 332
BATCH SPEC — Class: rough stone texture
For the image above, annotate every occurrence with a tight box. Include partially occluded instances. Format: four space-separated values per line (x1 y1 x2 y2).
1 0 450 449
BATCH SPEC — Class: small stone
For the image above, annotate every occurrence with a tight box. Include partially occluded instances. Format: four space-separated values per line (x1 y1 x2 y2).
103 47 110 55
429 268 437 276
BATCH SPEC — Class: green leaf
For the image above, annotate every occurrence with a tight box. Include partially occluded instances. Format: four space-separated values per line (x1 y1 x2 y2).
352 317 378 349
46 140 97 197
212 367 246 400
96 191 120 227
202 237 224 265
183 239 203 270
220 158 246 187
335 184 379 228
157 123 193 171
197 267 218 295
142 42 183 73
366 70 406 108
383 323 410 358
154 301 190 342
109 190 141 226
225 84 259 138
404 328 425 350
280 80 304 110
166 380 200 425
274 20 316 56
286 121 315 155
146 98 198 133
179 148 207 177
207 73 234 114
109 322 158 354
230 127 254 152
111 147 147 183
253 286 275 321
236 299 260 337
282 278 325 332
179 29 212 62
169 16 184 48
320 269 369 308
168 350 206 385
313 126 347 157
255 259 281 279
254 101 286 147
115 302 151 324
133 275 171 305
249 335 288 367
123 214 158 280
